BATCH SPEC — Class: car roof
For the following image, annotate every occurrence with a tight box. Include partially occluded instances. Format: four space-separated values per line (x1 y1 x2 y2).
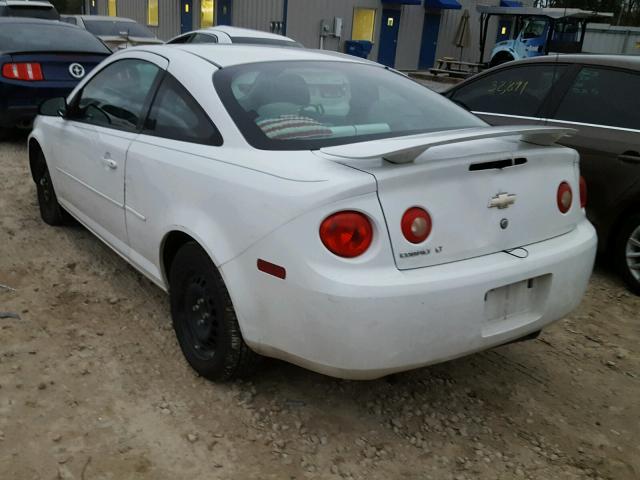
72 15 137 22
204 25 296 42
506 54 640 71
0 0 54 6
133 44 374 68
0 16 73 25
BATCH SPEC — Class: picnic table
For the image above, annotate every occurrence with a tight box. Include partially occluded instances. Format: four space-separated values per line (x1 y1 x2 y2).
430 57 484 79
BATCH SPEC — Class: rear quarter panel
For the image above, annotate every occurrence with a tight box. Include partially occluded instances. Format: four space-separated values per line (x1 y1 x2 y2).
124 138 377 289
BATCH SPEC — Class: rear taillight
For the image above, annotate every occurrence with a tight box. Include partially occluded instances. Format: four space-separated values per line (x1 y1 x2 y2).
401 207 432 244
2 63 44 81
319 211 373 258
557 181 573 214
579 176 587 208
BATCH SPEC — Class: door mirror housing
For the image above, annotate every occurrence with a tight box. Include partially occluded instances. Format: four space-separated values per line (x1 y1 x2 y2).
39 97 67 117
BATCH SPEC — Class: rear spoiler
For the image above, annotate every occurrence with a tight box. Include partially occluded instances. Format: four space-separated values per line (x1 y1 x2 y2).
320 126 576 164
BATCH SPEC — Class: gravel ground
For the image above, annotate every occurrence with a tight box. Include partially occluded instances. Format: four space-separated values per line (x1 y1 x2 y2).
0 134 639 480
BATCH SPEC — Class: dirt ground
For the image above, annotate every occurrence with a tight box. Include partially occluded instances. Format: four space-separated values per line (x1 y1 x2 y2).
1 134 638 480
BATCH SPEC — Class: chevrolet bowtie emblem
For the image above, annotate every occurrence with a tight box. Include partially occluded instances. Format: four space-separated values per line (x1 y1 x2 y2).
488 192 517 209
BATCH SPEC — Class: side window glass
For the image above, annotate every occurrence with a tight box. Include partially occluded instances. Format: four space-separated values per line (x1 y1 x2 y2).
76 59 161 131
451 64 566 117
169 34 192 44
143 74 222 145
190 33 217 44
554 67 639 130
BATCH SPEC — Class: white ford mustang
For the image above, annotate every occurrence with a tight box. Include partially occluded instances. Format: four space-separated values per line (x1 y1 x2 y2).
29 45 597 380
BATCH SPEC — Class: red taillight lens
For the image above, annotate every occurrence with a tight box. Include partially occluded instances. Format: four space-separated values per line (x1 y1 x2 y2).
2 63 44 81
319 211 373 258
401 207 432 244
579 175 587 208
557 181 573 214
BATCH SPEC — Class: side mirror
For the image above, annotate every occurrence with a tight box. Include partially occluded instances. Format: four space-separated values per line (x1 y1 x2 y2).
39 97 67 117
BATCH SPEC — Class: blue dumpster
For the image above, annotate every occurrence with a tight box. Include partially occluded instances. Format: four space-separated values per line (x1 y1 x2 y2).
344 40 373 59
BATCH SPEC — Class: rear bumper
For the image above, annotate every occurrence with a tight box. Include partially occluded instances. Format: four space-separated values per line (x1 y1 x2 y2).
0 83 74 128
224 219 597 379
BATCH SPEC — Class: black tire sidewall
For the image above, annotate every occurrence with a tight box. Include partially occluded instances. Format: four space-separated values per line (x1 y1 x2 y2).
614 214 640 295
169 243 239 380
35 161 64 226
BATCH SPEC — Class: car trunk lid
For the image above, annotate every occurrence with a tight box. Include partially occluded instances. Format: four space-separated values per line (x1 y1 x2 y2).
7 52 108 82
318 126 583 270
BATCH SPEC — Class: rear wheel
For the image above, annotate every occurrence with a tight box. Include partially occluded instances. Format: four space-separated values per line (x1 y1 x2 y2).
614 214 640 295
34 152 68 226
169 242 260 381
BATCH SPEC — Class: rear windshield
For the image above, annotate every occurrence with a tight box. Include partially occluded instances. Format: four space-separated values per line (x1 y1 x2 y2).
230 37 302 48
215 61 485 150
83 20 155 38
2 5 59 20
0 23 110 53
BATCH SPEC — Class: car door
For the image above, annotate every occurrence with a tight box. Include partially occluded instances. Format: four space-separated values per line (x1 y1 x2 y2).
447 63 569 127
544 66 640 236
515 19 549 59
124 72 223 283
51 54 166 254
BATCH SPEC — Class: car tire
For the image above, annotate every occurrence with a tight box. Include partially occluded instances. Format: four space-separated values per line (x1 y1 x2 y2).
34 154 69 226
614 214 640 295
169 242 261 381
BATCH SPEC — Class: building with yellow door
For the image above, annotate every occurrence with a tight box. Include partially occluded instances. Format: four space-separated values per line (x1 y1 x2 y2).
82 0 524 70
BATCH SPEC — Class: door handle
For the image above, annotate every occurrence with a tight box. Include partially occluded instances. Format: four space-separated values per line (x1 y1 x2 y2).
102 157 117 169
618 152 640 165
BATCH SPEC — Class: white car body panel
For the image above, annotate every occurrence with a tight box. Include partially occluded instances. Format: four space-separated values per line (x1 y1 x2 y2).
29 45 597 379
166 25 299 46
224 218 595 379
321 137 584 270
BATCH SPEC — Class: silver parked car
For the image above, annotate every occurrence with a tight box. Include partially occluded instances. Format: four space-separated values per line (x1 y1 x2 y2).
166 25 302 47
60 15 163 50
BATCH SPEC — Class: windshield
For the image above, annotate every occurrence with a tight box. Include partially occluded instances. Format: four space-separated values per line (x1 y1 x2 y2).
3 5 59 19
521 18 548 39
83 20 155 38
215 61 485 150
0 23 110 54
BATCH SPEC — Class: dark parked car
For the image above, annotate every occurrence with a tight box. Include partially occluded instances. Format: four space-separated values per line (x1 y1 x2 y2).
0 0 59 19
445 55 640 294
0 18 110 137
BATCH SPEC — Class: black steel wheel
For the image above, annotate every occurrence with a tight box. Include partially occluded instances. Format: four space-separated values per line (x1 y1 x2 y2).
169 242 260 380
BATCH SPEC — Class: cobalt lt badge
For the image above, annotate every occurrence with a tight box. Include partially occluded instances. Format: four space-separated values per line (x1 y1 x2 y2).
68 63 85 79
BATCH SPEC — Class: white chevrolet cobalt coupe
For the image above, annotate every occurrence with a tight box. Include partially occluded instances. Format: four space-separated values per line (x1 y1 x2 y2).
30 45 597 380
